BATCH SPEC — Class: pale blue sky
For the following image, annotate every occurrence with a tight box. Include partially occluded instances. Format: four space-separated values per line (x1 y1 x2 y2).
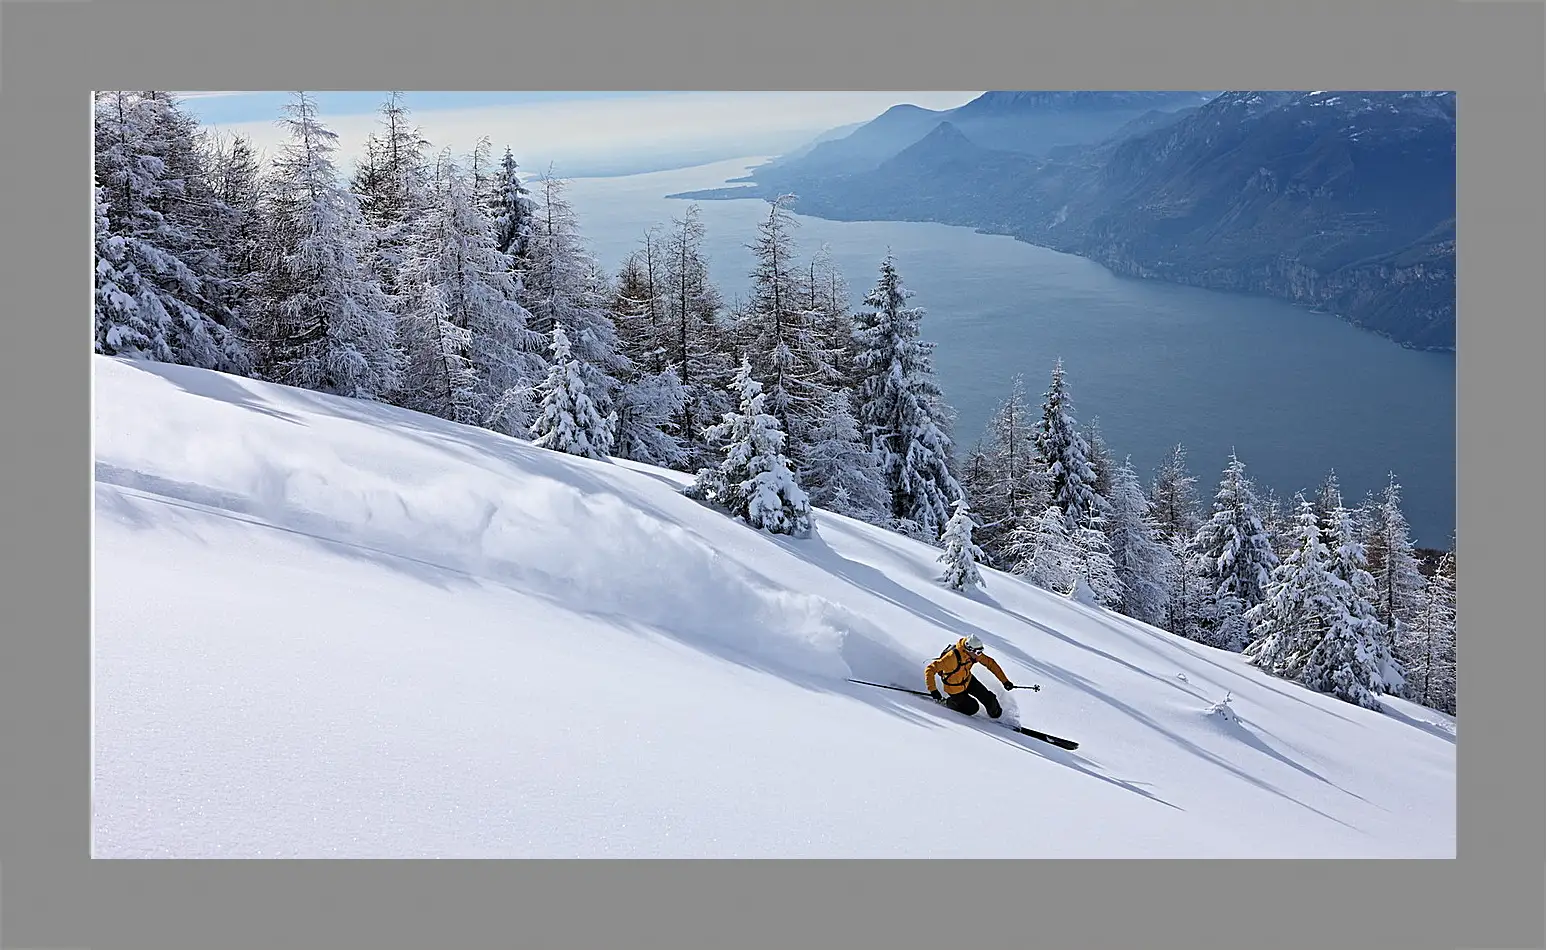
173 91 983 177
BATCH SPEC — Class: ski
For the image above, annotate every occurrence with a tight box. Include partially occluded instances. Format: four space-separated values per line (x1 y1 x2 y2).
846 678 1079 750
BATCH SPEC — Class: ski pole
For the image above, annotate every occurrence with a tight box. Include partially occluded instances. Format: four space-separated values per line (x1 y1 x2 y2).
847 678 931 697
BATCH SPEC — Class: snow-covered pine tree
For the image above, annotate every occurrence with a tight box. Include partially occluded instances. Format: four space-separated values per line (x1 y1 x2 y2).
93 184 166 360
1070 515 1123 608
396 154 545 431
519 171 629 421
613 231 668 377
1006 505 1078 595
1086 417 1114 501
852 253 962 540
200 131 266 372
1298 588 1388 712
1312 468 1346 552
250 92 401 399
467 136 498 212
396 265 479 424
351 92 433 300
1258 487 1296 563
1150 444 1201 539
1035 359 1108 534
1193 451 1279 651
1364 474 1426 641
1403 548 1456 714
607 234 689 467
1149 444 1204 638
661 205 734 457
1325 503 1402 694
686 356 812 537
1106 457 1171 626
530 324 615 461
489 146 537 264
140 91 252 372
938 498 987 591
92 91 238 372
610 366 688 468
799 390 889 524
966 375 1048 563
1244 497 1339 681
806 244 857 391
741 195 834 459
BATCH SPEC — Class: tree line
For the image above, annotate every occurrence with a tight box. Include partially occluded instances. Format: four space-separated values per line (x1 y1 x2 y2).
92 90 1456 717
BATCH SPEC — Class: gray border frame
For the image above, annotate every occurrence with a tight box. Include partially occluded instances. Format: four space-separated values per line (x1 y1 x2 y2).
2 0 1540 948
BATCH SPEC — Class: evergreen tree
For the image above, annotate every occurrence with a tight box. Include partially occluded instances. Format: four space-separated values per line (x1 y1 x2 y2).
1035 359 1107 533
686 357 812 537
613 233 668 377
1193 452 1279 650
93 184 165 360
1325 503 1402 694
1403 549 1456 714
939 498 987 592
1106 457 1171 626
610 365 688 468
467 136 498 211
1248 498 1392 710
799 391 889 524
397 154 544 431
520 172 629 420
1070 515 1123 608
742 195 834 457
1364 475 1426 636
200 131 265 371
1086 417 1115 501
967 375 1047 562
352 92 433 298
852 254 962 540
251 92 400 399
1149 444 1204 637
396 265 479 423
805 244 857 390
1150 444 1201 539
1258 487 1296 563
662 205 733 453
1312 468 1345 551
489 146 537 264
1298 588 1387 711
1244 498 1339 680
609 229 691 467
530 324 615 461
92 91 238 371
1007 506 1078 595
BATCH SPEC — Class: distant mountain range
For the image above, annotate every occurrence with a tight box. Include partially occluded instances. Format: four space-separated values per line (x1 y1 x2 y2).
671 90 1456 351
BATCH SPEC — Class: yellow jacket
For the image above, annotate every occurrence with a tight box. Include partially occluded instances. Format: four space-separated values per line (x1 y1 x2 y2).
925 638 1008 695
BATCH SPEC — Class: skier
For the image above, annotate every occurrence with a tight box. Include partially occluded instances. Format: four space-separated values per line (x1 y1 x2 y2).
925 634 1017 720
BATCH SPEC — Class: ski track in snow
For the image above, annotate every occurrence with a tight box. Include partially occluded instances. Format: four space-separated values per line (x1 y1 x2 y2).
92 356 1455 858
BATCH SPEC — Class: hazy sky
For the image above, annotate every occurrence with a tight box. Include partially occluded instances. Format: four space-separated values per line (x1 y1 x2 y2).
174 91 984 177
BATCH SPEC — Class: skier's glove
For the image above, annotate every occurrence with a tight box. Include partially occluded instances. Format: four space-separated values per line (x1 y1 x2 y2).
929 689 943 703
1002 681 1015 690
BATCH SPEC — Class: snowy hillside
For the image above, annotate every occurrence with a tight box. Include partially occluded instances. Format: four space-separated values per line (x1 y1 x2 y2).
92 355 1455 858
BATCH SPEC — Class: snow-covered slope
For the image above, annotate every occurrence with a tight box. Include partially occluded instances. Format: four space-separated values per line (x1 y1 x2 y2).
91 356 1456 858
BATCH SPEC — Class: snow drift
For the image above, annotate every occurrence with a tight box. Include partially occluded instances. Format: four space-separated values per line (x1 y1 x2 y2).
92 356 1455 858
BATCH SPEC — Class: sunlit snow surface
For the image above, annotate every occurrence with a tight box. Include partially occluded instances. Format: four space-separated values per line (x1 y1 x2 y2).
92 356 1455 858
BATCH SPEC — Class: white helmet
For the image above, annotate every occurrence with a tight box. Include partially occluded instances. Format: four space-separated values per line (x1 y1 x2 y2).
963 634 985 654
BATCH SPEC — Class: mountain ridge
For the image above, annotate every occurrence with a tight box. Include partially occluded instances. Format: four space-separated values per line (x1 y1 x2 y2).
667 90 1456 350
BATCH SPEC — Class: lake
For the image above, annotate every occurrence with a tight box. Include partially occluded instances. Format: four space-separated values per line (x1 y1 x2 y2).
565 158 1457 548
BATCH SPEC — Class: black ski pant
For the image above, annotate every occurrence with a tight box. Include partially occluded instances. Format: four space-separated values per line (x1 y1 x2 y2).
943 674 1002 719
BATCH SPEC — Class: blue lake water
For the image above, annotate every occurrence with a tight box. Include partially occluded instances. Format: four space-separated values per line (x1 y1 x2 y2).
566 158 1457 547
